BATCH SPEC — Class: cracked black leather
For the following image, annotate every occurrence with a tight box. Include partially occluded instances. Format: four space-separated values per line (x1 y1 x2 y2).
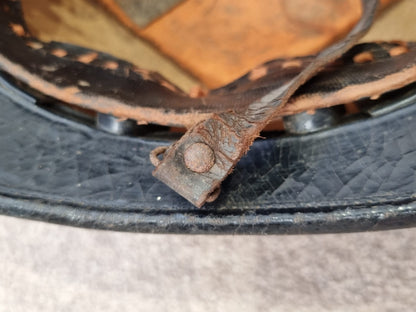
0 77 416 233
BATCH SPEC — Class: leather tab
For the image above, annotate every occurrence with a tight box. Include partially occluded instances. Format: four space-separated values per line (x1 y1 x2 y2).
152 114 251 207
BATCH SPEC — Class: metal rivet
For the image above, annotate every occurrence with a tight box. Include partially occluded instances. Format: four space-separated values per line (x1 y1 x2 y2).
184 143 215 173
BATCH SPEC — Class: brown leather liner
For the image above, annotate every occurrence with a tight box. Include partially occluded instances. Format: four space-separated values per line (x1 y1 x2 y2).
1 2 415 128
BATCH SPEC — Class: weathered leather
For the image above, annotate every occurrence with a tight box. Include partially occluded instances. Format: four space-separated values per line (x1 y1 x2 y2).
1 76 416 233
2 0 416 209
152 0 380 207
2 0 415 129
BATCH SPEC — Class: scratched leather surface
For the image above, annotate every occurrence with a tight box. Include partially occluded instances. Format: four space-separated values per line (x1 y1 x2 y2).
0 80 415 218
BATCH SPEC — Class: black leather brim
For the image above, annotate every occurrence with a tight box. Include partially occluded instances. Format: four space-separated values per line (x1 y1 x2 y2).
1 77 416 234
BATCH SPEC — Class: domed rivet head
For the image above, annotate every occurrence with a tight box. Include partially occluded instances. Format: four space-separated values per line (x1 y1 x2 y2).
184 143 215 173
